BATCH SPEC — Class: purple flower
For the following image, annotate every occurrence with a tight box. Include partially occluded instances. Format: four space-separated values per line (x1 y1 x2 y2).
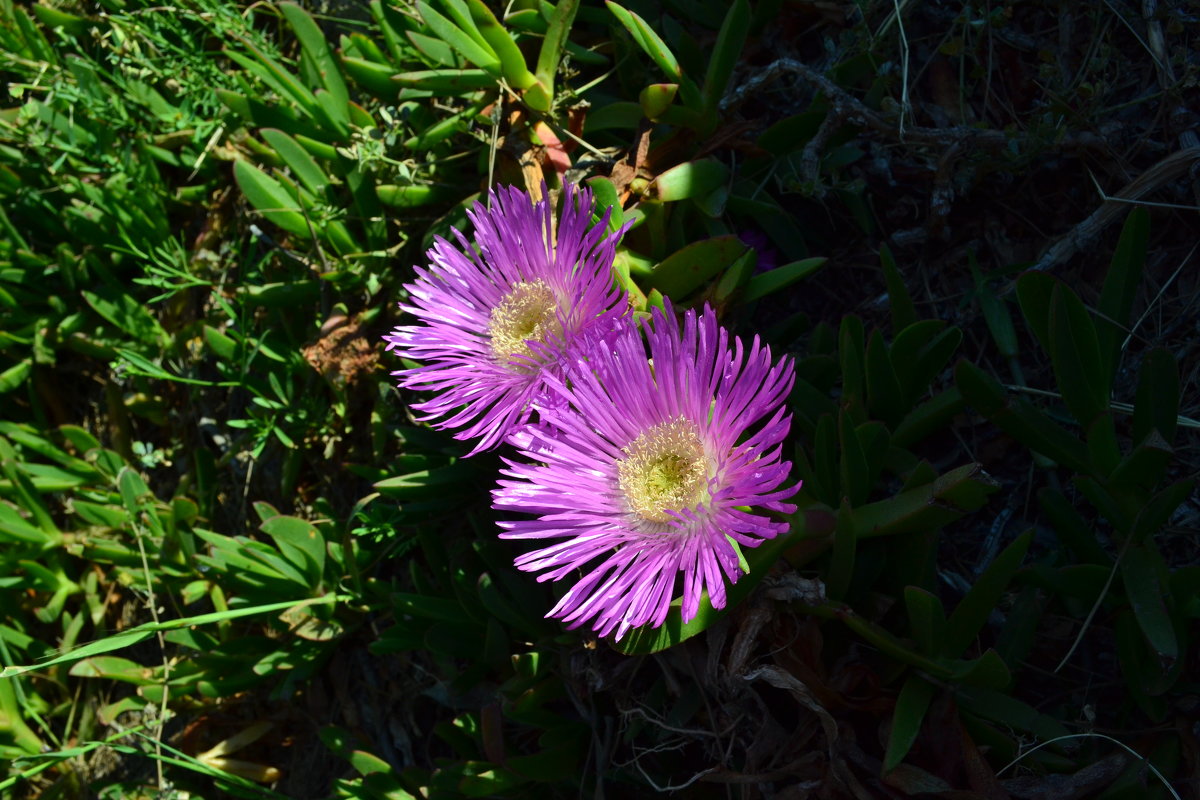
493 304 799 640
384 183 628 454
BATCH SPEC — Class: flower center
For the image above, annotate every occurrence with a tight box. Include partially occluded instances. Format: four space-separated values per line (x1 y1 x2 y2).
617 417 709 523
487 280 559 366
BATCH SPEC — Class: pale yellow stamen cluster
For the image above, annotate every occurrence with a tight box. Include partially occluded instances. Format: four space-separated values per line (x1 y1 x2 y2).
617 417 709 523
487 280 559 367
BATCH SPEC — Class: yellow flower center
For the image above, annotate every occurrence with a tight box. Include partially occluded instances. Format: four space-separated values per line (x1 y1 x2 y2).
617 417 709 523
487 280 559 366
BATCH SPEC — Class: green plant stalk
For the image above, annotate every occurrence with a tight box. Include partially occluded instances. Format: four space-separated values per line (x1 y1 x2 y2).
0 723 154 791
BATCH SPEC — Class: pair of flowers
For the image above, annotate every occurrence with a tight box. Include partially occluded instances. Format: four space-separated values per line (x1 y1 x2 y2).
385 183 798 640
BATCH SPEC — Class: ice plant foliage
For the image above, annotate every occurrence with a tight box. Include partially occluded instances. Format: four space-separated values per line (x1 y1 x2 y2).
384 183 628 454
494 305 799 640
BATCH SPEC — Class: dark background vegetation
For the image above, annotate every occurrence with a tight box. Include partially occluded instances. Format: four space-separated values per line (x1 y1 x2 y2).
0 0 1197 797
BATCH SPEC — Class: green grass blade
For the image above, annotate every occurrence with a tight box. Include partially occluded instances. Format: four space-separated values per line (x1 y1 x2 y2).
0 596 345 678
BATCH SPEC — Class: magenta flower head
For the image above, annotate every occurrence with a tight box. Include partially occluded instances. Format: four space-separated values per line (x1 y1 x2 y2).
493 304 799 640
384 182 628 454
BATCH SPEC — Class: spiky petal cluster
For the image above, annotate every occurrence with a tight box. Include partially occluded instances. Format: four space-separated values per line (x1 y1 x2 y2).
493 304 799 640
384 183 628 454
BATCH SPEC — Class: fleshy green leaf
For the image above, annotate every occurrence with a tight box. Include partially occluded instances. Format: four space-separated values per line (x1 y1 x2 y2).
865 329 904 426
531 0 581 110
970 252 1018 359
890 388 964 449
900 326 962 409
712 248 757 302
813 413 839 506
1132 478 1196 545
260 515 326 587
904 586 946 656
648 235 745 298
956 686 1070 744
1108 429 1172 493
1121 543 1177 662
0 502 53 544
852 462 999 539
406 30 459 66
944 530 1032 657
1085 413 1120 478
1015 271 1055 356
880 243 917 333
638 82 677 120
226 42 323 124
586 176 624 236
1038 487 1110 566
605 2 681 81
376 184 454 208
233 159 307 237
69 655 155 684
951 648 1012 689
465 0 536 90
260 129 328 195
702 0 750 115
883 675 935 772
1048 283 1108 427
838 410 870 506
740 257 825 304
391 68 495 92
416 1 500 74
0 360 31 394
341 56 399 98
827 499 856 600
954 360 1091 473
1096 206 1148 382
655 158 729 202
280 2 350 111
839 316 866 422
1133 347 1178 445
